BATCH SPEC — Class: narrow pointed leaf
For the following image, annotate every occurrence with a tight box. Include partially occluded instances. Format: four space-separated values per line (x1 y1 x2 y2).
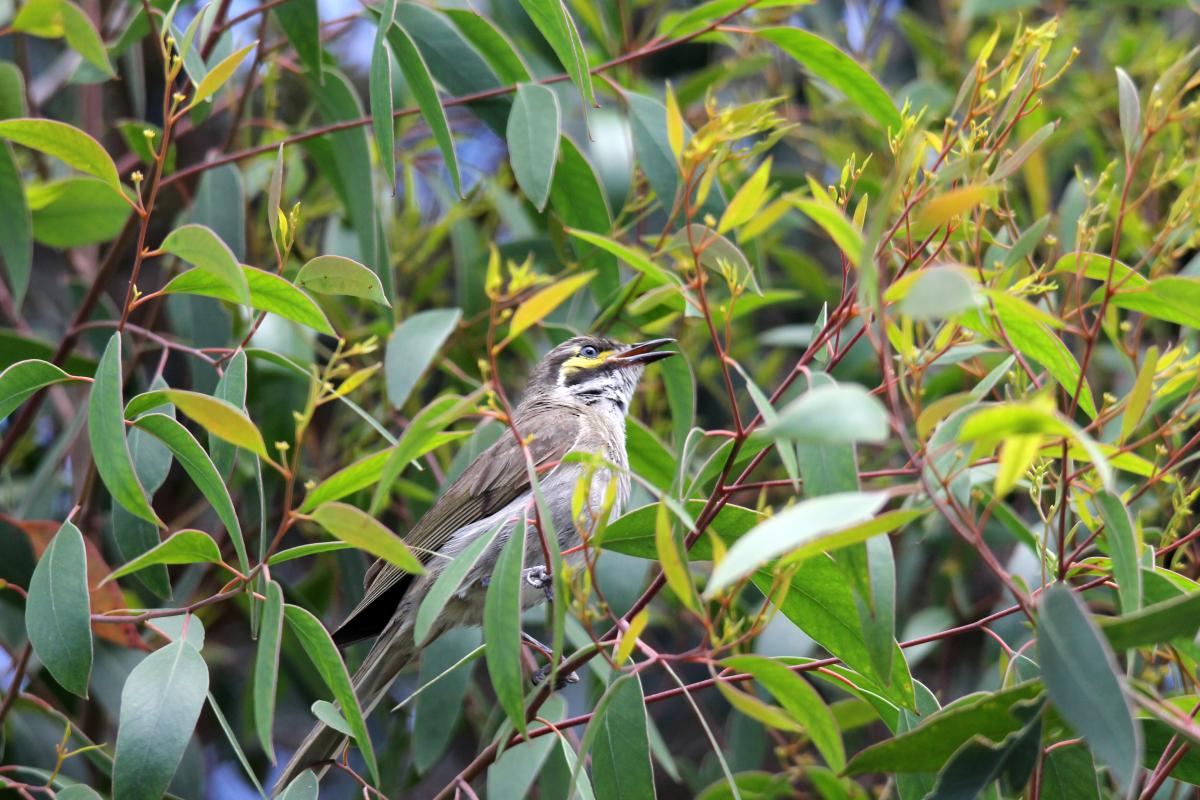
310 502 424 574
484 519 528 734
370 0 397 188
89 334 160 525
416 520 504 644
0 359 82 421
0 142 32 309
0 118 123 198
188 42 258 108
386 18 461 195
160 263 335 335
385 308 461 409
104 529 223 582
127 388 266 459
1038 584 1141 793
506 271 596 342
284 604 378 783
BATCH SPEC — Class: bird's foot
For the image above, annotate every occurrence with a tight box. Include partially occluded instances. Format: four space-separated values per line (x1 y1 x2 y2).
523 565 554 602
531 663 580 690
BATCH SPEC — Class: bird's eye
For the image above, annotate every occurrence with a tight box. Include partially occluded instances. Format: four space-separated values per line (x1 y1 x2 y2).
580 345 599 358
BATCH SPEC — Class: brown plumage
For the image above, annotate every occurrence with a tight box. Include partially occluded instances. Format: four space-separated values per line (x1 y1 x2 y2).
272 335 674 795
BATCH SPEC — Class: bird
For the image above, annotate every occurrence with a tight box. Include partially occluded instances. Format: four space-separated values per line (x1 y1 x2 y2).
272 335 676 794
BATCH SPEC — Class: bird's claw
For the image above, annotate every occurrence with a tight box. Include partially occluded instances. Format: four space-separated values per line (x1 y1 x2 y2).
524 565 554 602
531 664 580 690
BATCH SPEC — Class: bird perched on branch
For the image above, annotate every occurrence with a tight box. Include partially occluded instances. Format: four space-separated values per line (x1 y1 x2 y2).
273 336 675 794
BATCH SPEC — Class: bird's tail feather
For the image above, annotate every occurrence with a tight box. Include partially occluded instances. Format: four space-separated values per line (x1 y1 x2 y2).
271 628 415 796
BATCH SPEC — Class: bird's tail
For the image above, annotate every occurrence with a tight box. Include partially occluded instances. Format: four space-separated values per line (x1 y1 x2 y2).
271 627 416 796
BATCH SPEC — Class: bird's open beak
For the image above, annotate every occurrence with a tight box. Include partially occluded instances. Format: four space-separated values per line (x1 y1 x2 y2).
611 338 676 367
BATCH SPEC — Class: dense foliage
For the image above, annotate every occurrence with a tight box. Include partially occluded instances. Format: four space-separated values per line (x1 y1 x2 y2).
2 0 1200 797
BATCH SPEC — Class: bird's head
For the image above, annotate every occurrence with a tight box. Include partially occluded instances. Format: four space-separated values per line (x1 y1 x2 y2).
523 336 675 412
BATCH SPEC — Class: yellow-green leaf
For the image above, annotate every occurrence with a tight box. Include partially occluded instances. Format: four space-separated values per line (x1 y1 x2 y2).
665 82 684 160
791 197 864 265
295 255 390 307
188 42 257 109
914 185 991 231
310 502 424 574
655 501 698 612
160 224 251 306
1120 346 1157 444
614 608 649 666
126 388 267 457
0 118 123 199
719 158 772 233
994 434 1043 497
505 271 595 343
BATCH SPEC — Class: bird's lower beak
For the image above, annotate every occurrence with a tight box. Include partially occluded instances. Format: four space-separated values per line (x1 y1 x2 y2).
611 338 676 367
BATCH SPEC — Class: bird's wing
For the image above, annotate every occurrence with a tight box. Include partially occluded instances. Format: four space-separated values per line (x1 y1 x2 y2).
332 407 582 645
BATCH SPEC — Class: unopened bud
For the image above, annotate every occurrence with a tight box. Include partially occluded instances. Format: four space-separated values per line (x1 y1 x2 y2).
131 170 144 183
143 128 156 139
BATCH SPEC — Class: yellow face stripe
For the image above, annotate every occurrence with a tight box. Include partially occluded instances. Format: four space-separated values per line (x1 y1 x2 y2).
561 350 615 375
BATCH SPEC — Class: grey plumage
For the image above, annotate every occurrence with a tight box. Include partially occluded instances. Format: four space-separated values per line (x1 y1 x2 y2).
271 336 673 794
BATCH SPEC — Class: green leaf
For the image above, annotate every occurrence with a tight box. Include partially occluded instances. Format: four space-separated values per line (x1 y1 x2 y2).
549 136 617 299
566 229 679 287
385 308 461 409
415 520 504 644
310 502 424 574
0 142 32 309
310 699 352 735
0 359 81 421
104 529 223 582
791 197 865 265
443 9 531 84
656 500 699 611
89 334 160 526
1099 591 1200 652
515 0 595 110
959 295 1097 418
723 655 845 770
188 42 257 108
756 558 915 708
130 413 249 571
665 224 760 294
507 83 561 211
886 266 980 320
1037 584 1141 793
127 388 266 458
274 0 321 82
283 604 378 783
0 118 124 200
755 27 900 130
705 492 889 597
306 69 383 283
277 771 319 800
267 541 355 565
253 580 284 761
486 695 568 799
13 0 114 76
924 703 1043 800
28 177 133 248
112 639 209 800
160 224 251 306
1115 67 1140 157
56 786 104 800
387 16 462 196
844 681 1044 774
626 92 681 212
602 501 762 559
588 674 656 800
371 0 397 188
661 351 695 455
210 350 247 479
295 255 390 307
160 263 334 335
1041 744 1099 800
1050 252 1146 289
1095 491 1140 613
1110 276 1200 328
771 383 890 444
484 518 528 735
1120 346 1156 444
26 519 92 697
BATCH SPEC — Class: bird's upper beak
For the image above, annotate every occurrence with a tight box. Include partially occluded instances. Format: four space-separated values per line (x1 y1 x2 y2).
611 338 676 367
